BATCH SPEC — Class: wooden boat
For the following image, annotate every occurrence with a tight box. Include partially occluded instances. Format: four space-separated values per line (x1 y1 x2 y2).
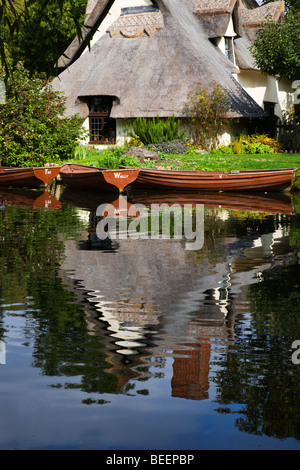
130 167 298 192
60 163 140 192
0 166 61 187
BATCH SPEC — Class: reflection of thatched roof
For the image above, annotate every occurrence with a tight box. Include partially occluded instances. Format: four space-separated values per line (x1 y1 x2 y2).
52 0 285 121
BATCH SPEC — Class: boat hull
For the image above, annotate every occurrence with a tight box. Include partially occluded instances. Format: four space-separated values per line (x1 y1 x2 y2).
0 166 61 187
132 168 298 192
60 164 140 192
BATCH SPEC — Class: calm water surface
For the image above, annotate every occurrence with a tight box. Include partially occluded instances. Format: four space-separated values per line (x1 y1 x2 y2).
0 186 300 450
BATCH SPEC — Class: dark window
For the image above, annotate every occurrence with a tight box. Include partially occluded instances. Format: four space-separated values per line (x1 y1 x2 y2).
88 96 116 144
264 101 276 115
224 37 234 63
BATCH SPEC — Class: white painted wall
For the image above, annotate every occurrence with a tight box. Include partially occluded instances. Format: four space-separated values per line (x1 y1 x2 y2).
236 70 294 121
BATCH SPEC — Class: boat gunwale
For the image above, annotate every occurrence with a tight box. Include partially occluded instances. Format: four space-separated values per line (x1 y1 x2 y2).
60 163 140 175
132 167 298 176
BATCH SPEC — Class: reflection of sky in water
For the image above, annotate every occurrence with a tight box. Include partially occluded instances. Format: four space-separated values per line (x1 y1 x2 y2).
0 325 297 451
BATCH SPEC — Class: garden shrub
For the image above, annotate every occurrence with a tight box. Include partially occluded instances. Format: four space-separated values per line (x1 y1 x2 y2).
100 146 139 169
146 139 189 155
127 115 185 145
125 134 144 148
0 64 86 167
184 81 231 150
212 134 281 155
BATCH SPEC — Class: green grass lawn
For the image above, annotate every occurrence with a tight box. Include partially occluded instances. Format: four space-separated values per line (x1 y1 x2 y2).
161 153 300 189
156 152 300 170
68 148 300 191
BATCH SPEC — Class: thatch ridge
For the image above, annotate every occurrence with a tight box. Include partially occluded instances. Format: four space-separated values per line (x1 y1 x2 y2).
191 0 237 16
107 10 164 38
241 1 285 27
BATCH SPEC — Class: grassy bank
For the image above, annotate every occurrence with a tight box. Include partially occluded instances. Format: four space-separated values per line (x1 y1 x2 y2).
68 147 300 191
159 153 300 191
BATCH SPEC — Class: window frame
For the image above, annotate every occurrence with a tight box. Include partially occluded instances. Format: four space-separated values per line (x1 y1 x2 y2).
88 96 116 144
224 36 235 63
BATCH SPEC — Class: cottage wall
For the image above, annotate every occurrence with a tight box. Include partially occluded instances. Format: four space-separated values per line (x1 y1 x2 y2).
236 71 294 121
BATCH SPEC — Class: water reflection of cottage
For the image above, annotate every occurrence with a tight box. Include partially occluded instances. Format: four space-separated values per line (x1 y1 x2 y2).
60 203 294 400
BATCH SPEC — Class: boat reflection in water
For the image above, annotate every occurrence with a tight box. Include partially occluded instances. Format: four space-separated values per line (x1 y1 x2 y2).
59 188 296 400
0 187 61 209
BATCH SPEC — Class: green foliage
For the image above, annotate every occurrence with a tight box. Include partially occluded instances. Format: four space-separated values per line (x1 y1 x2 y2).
99 146 139 169
70 145 140 168
183 82 231 150
250 13 300 82
125 134 144 148
0 64 86 167
211 134 281 155
127 115 185 146
73 145 103 161
0 0 88 78
9 0 88 76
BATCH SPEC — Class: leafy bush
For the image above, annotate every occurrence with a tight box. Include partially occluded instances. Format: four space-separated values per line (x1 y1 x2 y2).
100 146 139 169
184 82 231 150
125 134 144 148
127 115 185 145
250 13 300 82
146 139 189 155
211 134 281 155
247 134 282 152
0 64 86 167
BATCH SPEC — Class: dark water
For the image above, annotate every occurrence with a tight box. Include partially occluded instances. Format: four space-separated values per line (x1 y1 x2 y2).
0 186 300 450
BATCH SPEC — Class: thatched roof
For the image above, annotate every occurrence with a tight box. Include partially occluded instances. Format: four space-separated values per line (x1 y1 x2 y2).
234 36 258 70
191 0 284 39
108 10 164 38
52 0 282 121
191 0 237 16
241 1 284 27
241 1 285 42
